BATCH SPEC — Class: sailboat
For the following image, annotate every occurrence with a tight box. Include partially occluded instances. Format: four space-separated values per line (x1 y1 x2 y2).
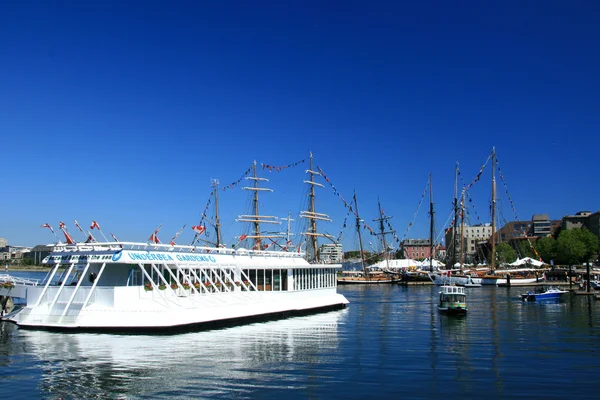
337 193 400 284
479 147 546 286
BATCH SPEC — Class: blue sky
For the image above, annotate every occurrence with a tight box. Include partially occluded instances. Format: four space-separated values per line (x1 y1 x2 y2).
1 1 599 250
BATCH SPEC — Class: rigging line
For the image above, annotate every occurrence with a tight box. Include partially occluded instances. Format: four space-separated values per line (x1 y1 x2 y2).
495 156 540 259
401 177 430 241
464 150 493 192
335 205 353 244
191 191 215 246
316 165 378 235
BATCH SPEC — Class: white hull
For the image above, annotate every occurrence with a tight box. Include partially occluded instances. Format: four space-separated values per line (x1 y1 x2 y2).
482 277 543 286
429 273 481 286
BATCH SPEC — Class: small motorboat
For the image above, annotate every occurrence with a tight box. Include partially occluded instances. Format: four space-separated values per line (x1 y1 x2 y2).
438 285 467 315
520 287 568 302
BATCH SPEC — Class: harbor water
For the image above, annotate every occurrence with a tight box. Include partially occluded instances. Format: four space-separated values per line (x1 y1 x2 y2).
1 272 600 399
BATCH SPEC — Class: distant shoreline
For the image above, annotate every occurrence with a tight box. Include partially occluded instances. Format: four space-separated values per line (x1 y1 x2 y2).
3 266 51 272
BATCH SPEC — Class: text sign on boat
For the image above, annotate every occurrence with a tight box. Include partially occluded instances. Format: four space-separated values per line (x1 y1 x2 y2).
113 250 217 264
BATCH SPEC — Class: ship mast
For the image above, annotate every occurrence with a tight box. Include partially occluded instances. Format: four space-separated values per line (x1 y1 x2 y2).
459 189 466 270
354 192 368 279
490 147 497 274
429 173 435 272
449 162 459 268
213 179 222 247
374 198 394 271
237 160 281 249
300 152 333 262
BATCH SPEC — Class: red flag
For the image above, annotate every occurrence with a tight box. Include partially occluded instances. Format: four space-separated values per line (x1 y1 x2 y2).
40 223 55 234
192 225 205 235
59 221 66 229
90 221 101 230
239 234 247 241
85 234 94 243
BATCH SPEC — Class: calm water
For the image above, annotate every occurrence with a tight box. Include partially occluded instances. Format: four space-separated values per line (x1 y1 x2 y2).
1 272 600 399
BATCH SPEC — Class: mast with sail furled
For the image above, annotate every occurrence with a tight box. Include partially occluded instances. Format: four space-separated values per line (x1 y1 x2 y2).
237 160 282 250
300 152 334 263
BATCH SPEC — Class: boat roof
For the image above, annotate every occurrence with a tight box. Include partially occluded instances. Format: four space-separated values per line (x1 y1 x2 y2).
43 242 339 269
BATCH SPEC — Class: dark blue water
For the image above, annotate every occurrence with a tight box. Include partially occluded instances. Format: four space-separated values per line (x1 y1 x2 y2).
1 273 600 399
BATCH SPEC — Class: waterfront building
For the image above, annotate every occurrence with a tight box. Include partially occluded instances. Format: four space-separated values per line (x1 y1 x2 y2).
319 243 343 263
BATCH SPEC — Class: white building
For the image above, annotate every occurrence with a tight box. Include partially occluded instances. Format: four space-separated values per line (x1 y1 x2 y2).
319 243 343 263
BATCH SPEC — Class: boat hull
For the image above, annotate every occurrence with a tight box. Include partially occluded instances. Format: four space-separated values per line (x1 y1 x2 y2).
5 287 349 331
520 289 567 302
429 273 481 286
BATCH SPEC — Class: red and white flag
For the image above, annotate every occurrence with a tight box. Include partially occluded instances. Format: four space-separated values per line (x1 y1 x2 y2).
59 221 66 230
90 220 101 231
192 225 206 235
40 223 55 234
239 234 247 241
148 224 162 244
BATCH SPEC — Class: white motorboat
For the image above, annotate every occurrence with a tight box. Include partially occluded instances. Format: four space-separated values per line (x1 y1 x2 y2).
0 242 348 331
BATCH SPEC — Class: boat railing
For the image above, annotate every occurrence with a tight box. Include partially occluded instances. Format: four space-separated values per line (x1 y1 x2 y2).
48 242 304 258
0 274 40 286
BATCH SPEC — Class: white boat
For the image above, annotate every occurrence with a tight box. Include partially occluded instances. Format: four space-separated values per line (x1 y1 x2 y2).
428 271 482 286
438 285 467 315
0 242 349 331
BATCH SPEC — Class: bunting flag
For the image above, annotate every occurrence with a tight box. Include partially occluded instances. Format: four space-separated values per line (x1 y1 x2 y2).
148 224 162 244
40 223 55 234
463 151 492 192
169 224 187 246
221 165 253 192
261 158 306 172
191 225 205 235
190 192 214 246
90 221 101 230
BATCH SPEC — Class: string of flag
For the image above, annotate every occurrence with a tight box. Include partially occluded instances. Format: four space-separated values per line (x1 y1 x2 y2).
261 158 306 172
496 156 541 260
221 165 253 191
316 165 378 237
463 151 493 192
400 178 430 242
191 192 214 245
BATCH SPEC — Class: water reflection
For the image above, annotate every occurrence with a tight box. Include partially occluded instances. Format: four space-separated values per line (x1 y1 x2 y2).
2 309 346 399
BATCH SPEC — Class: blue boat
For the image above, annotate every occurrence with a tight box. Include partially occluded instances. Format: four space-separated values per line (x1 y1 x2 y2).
520 287 568 302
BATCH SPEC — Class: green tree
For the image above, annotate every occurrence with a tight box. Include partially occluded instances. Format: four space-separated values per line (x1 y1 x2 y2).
556 228 599 265
495 242 516 264
516 240 536 259
535 236 557 264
